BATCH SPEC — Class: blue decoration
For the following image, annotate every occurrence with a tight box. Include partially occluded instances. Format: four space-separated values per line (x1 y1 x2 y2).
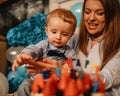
70 2 83 27
6 14 47 47
7 71 25 93
56 67 61 77
93 81 99 92
7 70 28 93
16 65 28 78
7 71 20 81
42 70 51 79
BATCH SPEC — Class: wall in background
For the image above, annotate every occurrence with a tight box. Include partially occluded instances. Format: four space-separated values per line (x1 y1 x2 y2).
49 0 83 11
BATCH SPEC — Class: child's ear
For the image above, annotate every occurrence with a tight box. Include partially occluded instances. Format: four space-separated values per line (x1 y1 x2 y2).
45 26 48 35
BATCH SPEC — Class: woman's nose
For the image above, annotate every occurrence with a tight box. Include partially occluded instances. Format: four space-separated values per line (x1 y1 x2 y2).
89 13 96 22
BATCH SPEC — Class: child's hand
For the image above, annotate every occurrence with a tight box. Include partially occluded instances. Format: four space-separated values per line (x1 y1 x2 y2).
26 58 59 75
12 53 33 71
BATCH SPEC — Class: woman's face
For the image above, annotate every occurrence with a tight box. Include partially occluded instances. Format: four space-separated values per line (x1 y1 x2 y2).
84 0 105 37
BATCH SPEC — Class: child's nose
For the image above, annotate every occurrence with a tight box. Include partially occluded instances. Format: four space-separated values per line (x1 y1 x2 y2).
56 34 61 39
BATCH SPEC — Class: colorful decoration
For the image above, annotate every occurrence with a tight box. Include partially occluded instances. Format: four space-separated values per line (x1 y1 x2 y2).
70 2 83 27
6 13 47 47
6 46 24 63
31 58 105 96
16 64 28 78
6 13 47 93
7 71 28 93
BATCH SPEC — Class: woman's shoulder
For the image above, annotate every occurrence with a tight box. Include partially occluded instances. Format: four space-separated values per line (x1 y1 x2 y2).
67 32 80 52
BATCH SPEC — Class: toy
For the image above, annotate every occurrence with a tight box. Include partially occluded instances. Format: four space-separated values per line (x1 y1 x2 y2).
31 58 105 96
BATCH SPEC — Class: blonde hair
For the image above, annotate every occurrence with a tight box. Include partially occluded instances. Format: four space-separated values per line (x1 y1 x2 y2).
46 8 76 33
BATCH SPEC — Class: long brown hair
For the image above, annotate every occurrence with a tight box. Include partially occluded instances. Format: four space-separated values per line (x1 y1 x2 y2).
79 0 120 68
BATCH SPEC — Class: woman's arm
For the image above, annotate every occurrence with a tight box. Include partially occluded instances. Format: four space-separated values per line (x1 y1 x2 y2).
99 50 120 89
67 33 80 52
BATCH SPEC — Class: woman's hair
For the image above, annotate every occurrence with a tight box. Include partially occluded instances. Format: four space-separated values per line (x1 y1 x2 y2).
46 8 77 33
79 0 120 68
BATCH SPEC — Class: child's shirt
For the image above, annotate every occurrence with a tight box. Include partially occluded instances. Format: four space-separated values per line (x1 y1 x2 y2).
21 39 81 79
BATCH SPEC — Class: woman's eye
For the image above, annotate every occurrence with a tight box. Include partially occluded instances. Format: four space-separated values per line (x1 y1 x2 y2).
84 9 90 14
97 12 104 16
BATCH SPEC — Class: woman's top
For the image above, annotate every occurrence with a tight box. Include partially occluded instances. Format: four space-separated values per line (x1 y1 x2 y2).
68 33 120 96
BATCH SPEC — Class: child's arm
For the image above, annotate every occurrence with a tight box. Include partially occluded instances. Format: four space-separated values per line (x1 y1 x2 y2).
12 53 33 71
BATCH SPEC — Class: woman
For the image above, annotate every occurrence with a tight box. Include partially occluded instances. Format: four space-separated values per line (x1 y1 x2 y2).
76 0 120 95
23 0 120 95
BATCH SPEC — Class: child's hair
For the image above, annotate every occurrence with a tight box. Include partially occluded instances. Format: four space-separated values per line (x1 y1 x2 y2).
46 8 77 33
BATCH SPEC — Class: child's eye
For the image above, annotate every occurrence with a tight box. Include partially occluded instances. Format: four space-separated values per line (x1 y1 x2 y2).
52 31 57 34
62 33 69 36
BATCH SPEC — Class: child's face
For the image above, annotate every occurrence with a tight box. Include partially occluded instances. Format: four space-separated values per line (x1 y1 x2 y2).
45 17 74 47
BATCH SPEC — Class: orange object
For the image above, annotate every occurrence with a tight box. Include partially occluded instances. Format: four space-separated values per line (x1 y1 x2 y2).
42 77 56 96
67 58 73 68
57 72 70 91
97 77 105 93
76 78 84 94
32 75 45 93
64 79 79 96
83 73 93 92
